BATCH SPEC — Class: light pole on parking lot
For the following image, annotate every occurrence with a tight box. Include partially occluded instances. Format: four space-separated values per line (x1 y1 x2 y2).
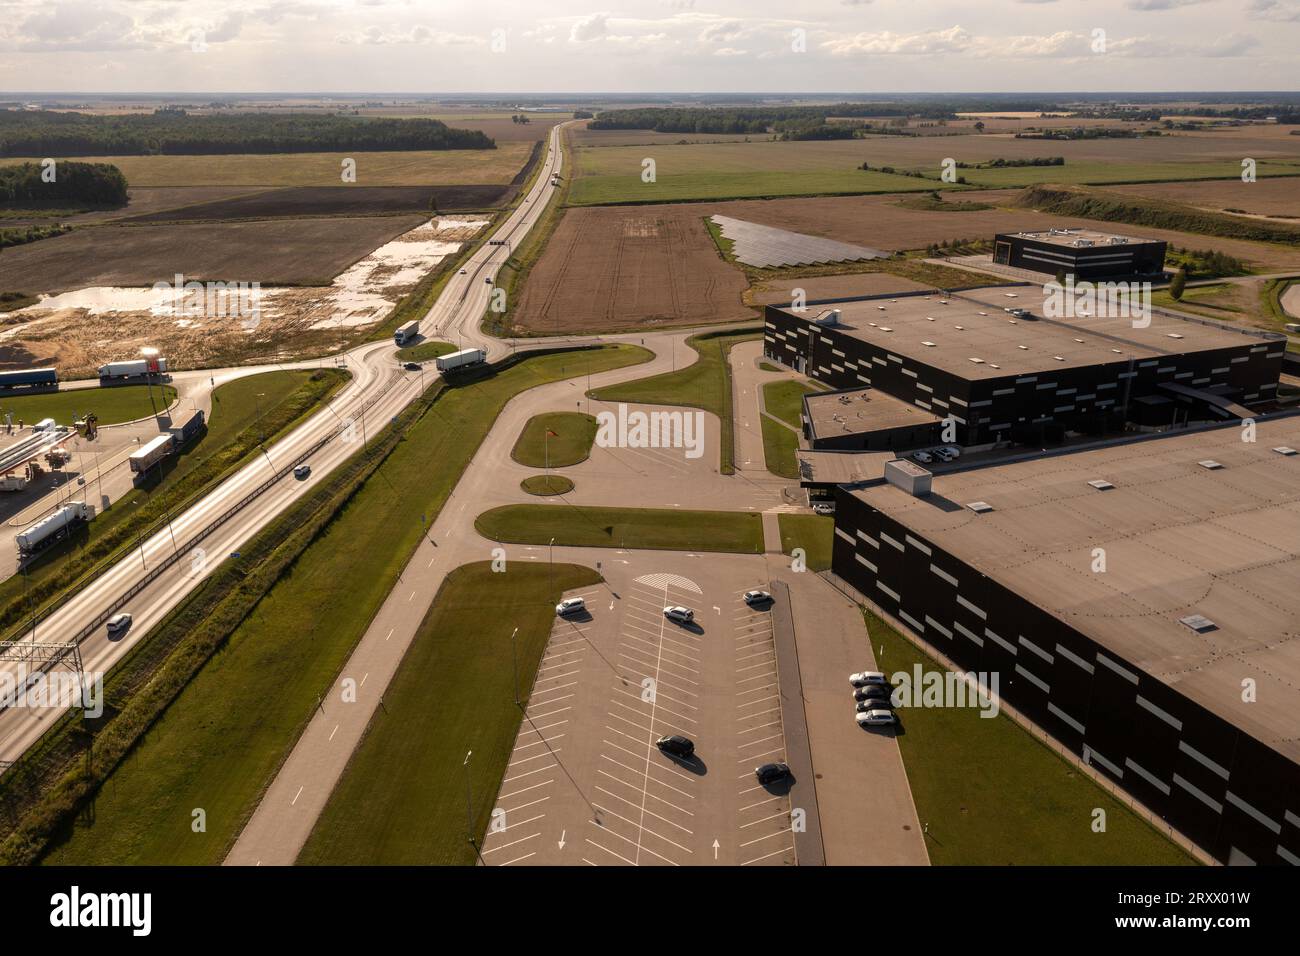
510 626 520 707
463 749 475 846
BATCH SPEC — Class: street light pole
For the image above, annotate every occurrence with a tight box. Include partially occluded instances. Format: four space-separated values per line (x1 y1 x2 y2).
510 626 520 707
463 749 475 846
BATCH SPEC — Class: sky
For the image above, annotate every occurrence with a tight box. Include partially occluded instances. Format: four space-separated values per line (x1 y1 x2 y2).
0 0 1295 94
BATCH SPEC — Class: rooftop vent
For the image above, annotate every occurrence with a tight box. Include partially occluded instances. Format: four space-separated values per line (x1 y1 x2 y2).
921 341 936 347
1053 356 1066 362
1198 460 1224 470
1273 446 1297 456
1017 345 1029 350
954 325 965 331
1167 333 1184 340
969 357 985 364
967 501 994 514
1073 338 1085 343
1179 614 1217 634
879 326 893 332
1111 349 1123 354
1087 479 1114 491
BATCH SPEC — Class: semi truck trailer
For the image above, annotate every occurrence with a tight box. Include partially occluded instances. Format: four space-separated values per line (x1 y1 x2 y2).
99 357 169 380
129 433 175 473
0 368 57 389
435 347 487 372
394 321 421 346
17 501 94 555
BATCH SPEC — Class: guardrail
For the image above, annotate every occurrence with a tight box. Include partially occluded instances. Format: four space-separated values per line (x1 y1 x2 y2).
0 370 408 699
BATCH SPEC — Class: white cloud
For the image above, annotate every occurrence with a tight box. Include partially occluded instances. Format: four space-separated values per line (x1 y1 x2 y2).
822 26 972 56
569 12 608 43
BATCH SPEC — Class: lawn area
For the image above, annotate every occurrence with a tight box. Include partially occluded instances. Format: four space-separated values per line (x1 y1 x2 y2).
396 340 457 363
476 504 764 553
777 514 833 572
957 159 1300 189
0 384 177 427
521 474 574 496
762 379 819 429
588 326 761 474
761 415 800 479
510 411 597 467
0 146 535 188
570 168 943 206
0 369 345 637
298 561 601 864
38 345 651 865
866 608 1196 865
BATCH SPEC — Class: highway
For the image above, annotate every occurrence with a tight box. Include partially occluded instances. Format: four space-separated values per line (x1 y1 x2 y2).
0 123 569 764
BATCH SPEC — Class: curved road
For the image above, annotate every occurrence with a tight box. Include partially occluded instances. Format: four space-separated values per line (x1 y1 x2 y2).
0 123 569 764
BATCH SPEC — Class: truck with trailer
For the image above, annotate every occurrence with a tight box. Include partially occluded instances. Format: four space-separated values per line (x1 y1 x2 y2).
0 368 57 390
394 321 421 347
435 348 487 373
17 501 94 556
98 357 169 381
129 433 175 474
172 410 205 446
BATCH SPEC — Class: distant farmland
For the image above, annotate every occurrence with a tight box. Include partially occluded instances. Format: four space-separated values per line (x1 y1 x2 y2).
567 134 1300 204
0 144 534 188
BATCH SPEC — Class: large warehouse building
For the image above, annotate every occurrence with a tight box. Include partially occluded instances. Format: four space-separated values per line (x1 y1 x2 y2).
830 420 1300 865
764 288 1285 447
992 228 1167 279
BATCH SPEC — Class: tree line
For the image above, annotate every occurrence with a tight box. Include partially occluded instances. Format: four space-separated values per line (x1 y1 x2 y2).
0 161 128 206
588 104 959 134
0 110 495 157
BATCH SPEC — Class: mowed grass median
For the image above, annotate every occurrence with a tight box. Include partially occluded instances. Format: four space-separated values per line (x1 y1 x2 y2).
867 608 1196 865
588 326 760 474
510 411 597 467
37 345 651 866
476 503 764 553
0 384 177 427
298 561 601 864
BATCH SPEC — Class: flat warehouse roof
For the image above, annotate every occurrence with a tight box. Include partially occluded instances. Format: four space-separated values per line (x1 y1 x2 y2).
850 418 1300 761
777 289 1273 381
805 387 940 440
1001 228 1161 249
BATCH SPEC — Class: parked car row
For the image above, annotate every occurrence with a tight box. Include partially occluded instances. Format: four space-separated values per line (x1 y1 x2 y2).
849 670 897 728
557 591 774 621
910 445 962 465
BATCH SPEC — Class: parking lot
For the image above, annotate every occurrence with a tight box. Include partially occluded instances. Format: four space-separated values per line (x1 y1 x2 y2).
479 557 800 866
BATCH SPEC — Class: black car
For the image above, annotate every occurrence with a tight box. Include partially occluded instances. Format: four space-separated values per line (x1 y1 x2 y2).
856 697 894 712
755 762 790 785
853 685 891 703
404 362 422 371
656 735 695 759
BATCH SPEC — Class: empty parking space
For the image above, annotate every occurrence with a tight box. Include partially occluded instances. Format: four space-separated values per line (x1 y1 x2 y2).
482 561 797 866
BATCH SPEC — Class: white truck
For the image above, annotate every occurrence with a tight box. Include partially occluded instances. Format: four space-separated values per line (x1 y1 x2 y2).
130 433 175 474
394 320 421 346
17 501 94 555
435 347 487 372
99 357 169 380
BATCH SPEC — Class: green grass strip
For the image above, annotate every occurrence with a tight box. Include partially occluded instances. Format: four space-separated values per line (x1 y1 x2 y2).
476 503 763 553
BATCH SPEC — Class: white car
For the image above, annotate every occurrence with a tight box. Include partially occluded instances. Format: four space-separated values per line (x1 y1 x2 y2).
849 671 888 687
663 606 695 624
293 464 311 480
812 502 834 516
743 590 772 606
938 446 961 459
555 597 586 616
912 451 934 464
933 449 955 463
106 612 132 636
856 709 896 727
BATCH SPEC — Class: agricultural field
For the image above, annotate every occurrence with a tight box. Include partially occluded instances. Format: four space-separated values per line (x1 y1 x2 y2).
567 132 1300 205
0 146 534 188
122 185 512 223
511 205 753 334
0 215 425 294
749 272 933 306
1099 177 1300 220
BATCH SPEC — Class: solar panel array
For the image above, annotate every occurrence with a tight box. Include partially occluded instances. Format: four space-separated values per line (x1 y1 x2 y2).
711 215 886 269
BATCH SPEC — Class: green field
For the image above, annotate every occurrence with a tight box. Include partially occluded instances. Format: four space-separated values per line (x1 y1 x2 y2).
571 168 943 205
0 370 344 637
0 146 534 188
761 415 800 479
867 608 1195 865
298 561 601 864
588 327 761 474
762 380 819 429
396 340 457 363
958 160 1300 189
37 346 650 865
777 514 834 572
0 384 177 427
510 411 597 468
521 474 574 496
476 504 764 553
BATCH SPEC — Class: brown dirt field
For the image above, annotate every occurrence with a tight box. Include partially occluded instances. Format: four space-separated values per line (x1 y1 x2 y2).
0 215 426 295
1099 178 1300 219
512 206 753 334
749 273 932 306
122 185 513 223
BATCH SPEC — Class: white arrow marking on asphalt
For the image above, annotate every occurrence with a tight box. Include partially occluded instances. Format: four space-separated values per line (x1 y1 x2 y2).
559 829 567 850
712 839 720 860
